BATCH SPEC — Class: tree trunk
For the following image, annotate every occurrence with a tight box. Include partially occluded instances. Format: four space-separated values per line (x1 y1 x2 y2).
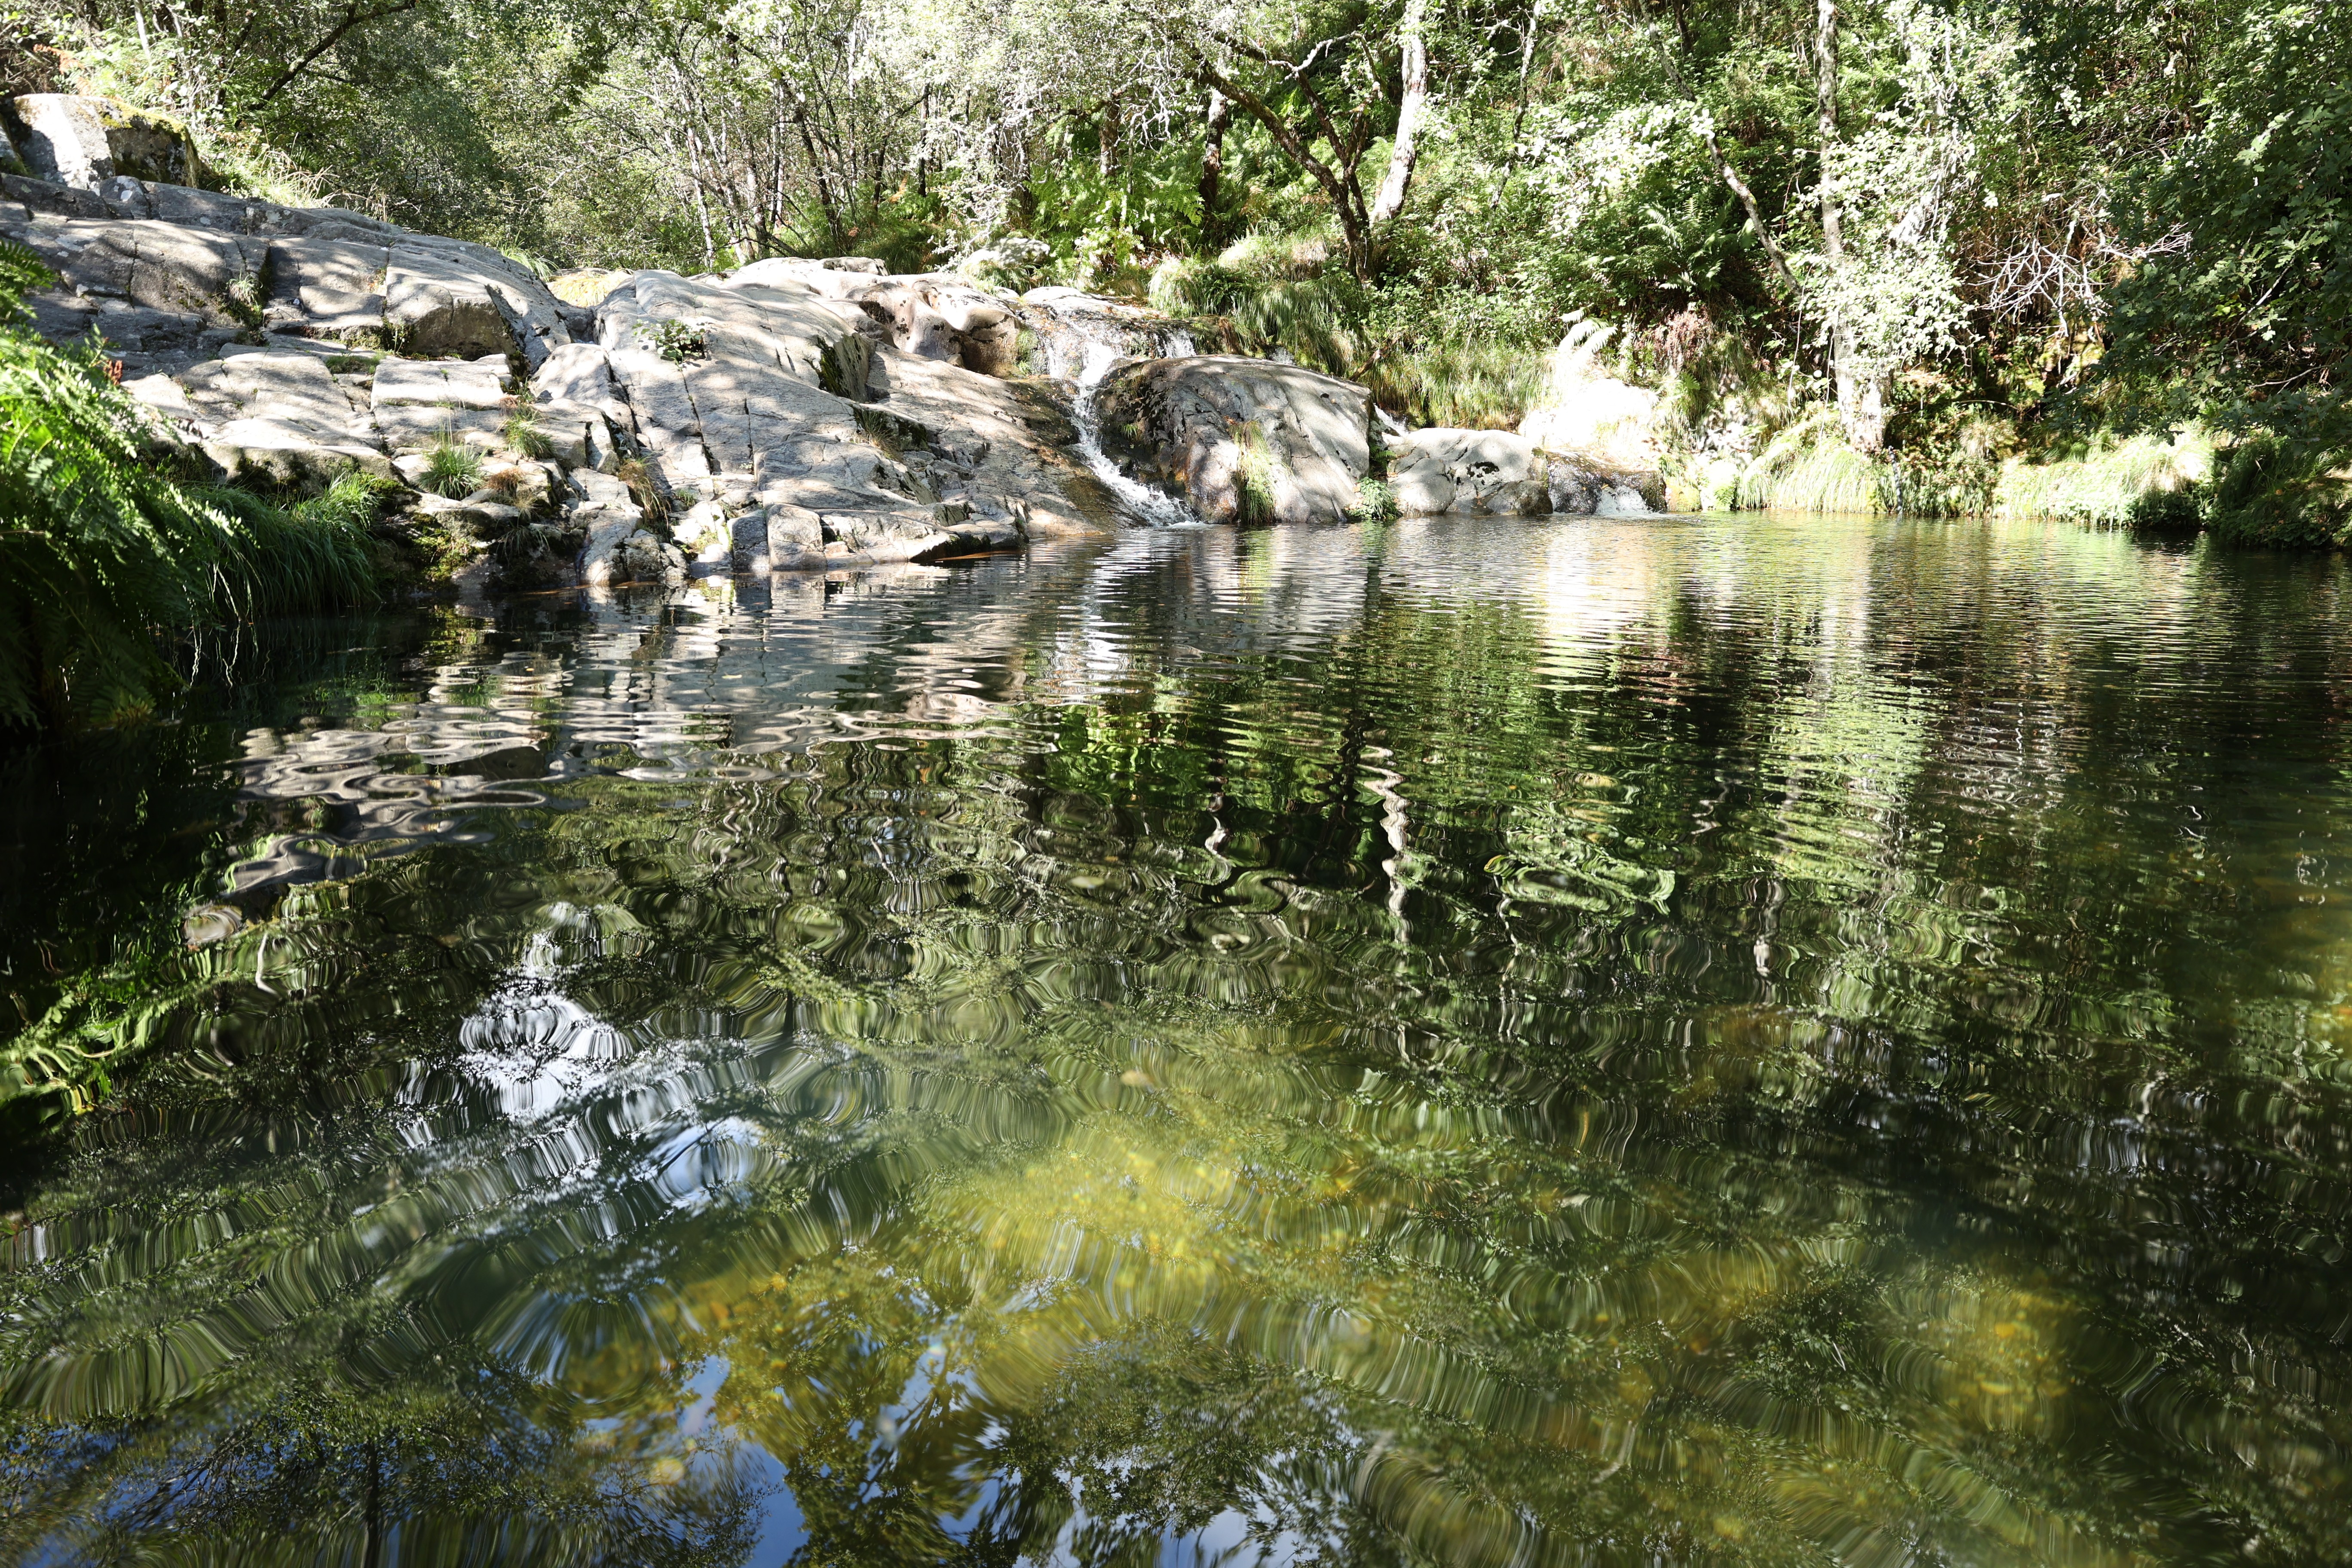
1190 59 1377 279
1368 0 1430 230
1199 86 1230 249
1815 0 1886 451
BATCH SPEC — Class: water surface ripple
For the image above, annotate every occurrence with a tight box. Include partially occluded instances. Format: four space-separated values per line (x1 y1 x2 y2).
2 515 2349 1567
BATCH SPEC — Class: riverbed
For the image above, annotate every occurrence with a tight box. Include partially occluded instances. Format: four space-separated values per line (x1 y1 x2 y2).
2 513 2346 1565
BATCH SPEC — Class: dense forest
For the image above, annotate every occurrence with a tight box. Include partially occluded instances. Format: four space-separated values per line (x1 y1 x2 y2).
10 0 2348 538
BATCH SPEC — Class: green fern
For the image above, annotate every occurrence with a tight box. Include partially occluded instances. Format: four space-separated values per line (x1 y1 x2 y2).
0 237 378 730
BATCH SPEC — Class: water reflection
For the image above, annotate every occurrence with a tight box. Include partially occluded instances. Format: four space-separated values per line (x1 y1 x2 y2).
4 516 2351 1565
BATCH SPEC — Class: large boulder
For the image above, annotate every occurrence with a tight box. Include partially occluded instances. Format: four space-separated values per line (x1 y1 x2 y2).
168 350 390 492
11 96 198 190
2 173 107 219
528 342 628 471
1093 356 1373 525
1387 428 1551 516
265 234 389 339
864 346 1117 540
385 238 569 367
371 355 510 453
5 217 263 323
721 261 1020 377
29 294 229 376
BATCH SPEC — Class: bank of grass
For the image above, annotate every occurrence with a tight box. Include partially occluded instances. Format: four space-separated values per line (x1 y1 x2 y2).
1993 433 2213 526
1148 233 1547 431
1734 413 2215 526
1739 415 1883 512
0 241 384 732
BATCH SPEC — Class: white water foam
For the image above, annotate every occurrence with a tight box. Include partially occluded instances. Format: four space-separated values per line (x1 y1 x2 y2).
1070 338 1200 527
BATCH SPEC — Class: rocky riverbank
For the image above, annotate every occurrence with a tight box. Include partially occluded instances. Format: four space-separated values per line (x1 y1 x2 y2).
4 96 1664 593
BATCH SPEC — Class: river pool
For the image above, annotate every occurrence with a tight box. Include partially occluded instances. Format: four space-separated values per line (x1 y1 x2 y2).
2 514 2348 1565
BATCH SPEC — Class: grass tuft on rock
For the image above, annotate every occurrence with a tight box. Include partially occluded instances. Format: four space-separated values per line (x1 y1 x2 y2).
502 406 554 461
421 438 484 499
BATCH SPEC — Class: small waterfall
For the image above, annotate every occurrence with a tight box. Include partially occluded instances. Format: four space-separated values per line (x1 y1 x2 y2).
1071 339 1199 527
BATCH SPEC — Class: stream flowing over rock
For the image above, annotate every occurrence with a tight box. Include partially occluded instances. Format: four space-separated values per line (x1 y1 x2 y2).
1091 356 1375 525
6 99 1646 594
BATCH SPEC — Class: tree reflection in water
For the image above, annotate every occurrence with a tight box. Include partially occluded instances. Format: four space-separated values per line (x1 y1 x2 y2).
3 518 2349 1565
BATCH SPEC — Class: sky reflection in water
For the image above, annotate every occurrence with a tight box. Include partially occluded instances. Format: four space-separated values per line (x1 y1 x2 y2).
2 514 2349 1567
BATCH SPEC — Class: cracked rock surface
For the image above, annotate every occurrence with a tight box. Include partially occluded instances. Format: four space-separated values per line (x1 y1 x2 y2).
9 107 1452 593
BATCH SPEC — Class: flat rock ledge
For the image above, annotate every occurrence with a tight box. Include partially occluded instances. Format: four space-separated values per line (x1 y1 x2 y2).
7 107 1651 596
3 168 1147 590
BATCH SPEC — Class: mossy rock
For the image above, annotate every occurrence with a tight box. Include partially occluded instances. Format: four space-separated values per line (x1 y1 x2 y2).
11 95 199 189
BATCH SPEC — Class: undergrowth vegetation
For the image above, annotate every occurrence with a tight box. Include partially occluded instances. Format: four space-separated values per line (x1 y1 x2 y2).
8 0 2349 552
0 240 382 733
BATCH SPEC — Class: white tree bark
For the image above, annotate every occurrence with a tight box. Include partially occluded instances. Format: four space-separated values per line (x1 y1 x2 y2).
1369 0 1429 228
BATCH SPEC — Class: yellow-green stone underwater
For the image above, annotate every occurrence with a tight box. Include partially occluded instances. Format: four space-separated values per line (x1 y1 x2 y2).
2 514 2348 1565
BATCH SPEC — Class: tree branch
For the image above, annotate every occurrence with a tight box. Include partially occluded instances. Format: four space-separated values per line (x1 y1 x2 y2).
252 0 420 108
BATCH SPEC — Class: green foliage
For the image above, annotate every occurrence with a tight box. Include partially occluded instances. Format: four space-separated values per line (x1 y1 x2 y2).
0 239 376 731
2205 434 2352 547
2127 484 2208 536
1349 475 1399 522
1233 423 1277 527
420 438 484 499
197 475 386 613
503 404 555 460
2099 4 2352 438
1359 329 1548 431
1151 243 1359 375
1152 234 1550 428
1996 433 2214 527
39 0 2352 545
1739 413 1874 512
640 318 708 364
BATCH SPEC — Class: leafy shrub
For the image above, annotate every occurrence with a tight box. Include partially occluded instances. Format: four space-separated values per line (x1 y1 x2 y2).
2204 435 2352 548
640 319 708 364
1350 477 1399 523
2128 485 2207 536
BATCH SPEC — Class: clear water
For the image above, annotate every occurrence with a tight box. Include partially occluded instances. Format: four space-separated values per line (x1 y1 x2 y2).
3 514 2350 1566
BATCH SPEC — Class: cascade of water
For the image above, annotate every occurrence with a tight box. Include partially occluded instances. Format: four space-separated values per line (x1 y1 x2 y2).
1069 337 1200 527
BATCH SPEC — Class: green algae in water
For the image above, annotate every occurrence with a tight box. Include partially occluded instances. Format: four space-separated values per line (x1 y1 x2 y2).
1 516 2349 1565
